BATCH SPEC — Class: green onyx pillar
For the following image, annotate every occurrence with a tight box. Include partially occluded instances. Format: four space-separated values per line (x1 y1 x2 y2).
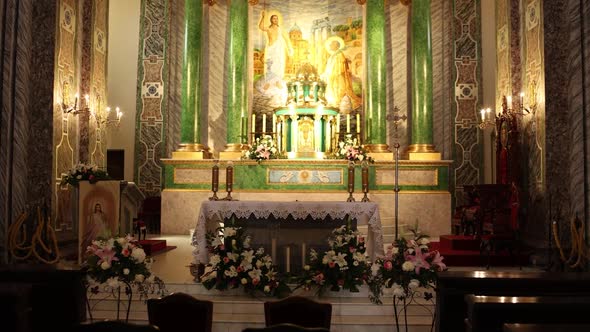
221 0 248 159
365 0 390 156
174 0 209 159
408 0 440 160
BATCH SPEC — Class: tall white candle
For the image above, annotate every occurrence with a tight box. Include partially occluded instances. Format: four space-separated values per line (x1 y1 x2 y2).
252 114 256 133
346 114 351 133
285 247 291 273
356 113 361 133
262 114 267 133
480 109 485 121
506 95 513 109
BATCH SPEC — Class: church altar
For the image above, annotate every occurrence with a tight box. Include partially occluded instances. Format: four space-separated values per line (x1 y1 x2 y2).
191 200 384 267
161 159 452 246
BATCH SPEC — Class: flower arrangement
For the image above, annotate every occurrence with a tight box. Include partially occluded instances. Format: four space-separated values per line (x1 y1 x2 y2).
329 134 373 163
61 162 110 186
297 223 371 294
200 221 291 297
368 229 446 304
242 135 284 163
84 235 166 300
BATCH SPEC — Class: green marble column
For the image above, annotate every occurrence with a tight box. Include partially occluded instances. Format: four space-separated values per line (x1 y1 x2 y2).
178 0 207 155
408 0 437 155
225 0 248 151
365 0 388 153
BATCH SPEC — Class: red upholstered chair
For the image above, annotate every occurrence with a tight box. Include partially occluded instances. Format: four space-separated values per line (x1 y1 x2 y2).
264 296 332 329
147 292 213 332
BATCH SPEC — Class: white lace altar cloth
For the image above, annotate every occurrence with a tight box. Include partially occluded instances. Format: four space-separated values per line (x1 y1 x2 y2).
191 201 384 265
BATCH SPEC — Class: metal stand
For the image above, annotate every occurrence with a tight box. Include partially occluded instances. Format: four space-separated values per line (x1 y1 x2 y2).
347 161 355 202
394 143 401 240
209 161 220 201
361 160 370 202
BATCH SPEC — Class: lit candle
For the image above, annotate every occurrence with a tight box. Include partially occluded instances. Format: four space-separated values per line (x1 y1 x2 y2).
356 113 361 133
84 94 90 108
346 114 351 133
301 243 306 266
262 114 267 133
252 114 256 133
506 95 513 109
520 92 524 109
285 247 291 273
480 109 486 121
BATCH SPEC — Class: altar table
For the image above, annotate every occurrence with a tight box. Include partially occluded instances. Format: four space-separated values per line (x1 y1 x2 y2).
191 201 384 265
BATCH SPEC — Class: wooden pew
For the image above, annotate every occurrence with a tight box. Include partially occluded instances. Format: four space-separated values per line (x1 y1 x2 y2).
464 295 590 332
435 271 590 332
503 323 590 332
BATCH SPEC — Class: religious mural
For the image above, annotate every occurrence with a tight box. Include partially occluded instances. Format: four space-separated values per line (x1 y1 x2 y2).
250 1 363 114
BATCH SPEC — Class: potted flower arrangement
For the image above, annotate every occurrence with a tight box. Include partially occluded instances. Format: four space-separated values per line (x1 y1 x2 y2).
329 134 373 163
242 135 284 163
200 220 291 297
84 235 167 321
61 162 110 186
368 229 446 330
297 223 371 294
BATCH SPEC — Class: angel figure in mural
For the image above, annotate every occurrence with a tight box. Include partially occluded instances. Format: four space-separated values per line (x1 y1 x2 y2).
322 36 361 113
81 202 111 253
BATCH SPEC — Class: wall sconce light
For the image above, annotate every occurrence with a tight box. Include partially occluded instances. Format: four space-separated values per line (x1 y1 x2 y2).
478 92 533 130
62 93 90 115
94 106 123 128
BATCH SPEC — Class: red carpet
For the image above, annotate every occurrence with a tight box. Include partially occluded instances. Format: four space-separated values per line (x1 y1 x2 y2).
431 235 529 267
139 239 177 256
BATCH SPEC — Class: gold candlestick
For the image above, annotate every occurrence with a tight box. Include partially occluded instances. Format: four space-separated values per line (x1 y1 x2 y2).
347 161 355 202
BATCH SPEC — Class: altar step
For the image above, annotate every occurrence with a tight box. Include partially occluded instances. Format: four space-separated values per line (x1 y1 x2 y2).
88 283 436 332
434 235 530 267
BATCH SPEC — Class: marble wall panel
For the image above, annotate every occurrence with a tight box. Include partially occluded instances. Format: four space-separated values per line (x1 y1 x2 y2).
165 0 184 156
135 0 168 196
452 0 482 204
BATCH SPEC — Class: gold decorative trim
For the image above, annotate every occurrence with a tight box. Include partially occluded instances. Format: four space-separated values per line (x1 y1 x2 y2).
162 188 450 194
365 143 391 153
160 158 453 166
406 144 437 153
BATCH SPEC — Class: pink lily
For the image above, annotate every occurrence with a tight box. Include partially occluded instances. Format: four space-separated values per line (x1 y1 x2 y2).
429 251 447 271
406 249 430 274
95 248 119 265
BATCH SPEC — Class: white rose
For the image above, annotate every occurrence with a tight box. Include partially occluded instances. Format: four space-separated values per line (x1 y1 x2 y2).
241 278 248 285
131 248 146 263
392 247 399 255
117 237 127 245
123 268 130 275
100 261 111 270
371 263 380 276
420 238 430 245
264 285 271 293
76 175 82 180
106 277 120 289
358 154 364 161
409 279 420 289
402 261 415 272
135 274 145 282
304 265 310 271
